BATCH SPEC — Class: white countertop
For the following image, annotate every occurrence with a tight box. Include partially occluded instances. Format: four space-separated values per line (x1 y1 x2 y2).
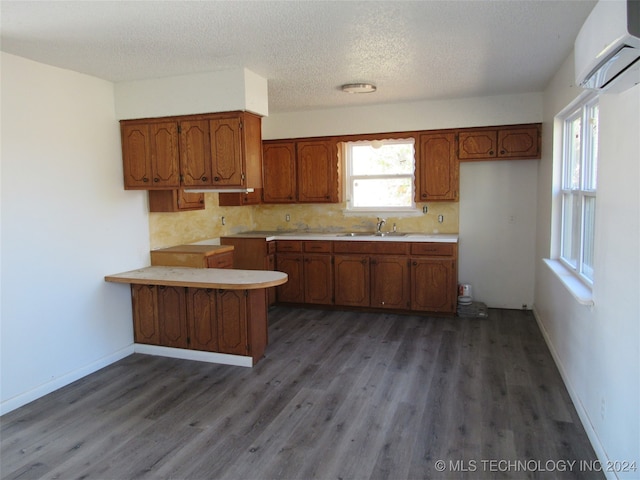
217 231 458 243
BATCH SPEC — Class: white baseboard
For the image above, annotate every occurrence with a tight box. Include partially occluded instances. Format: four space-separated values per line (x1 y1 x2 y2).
0 345 135 416
532 306 616 480
134 344 253 367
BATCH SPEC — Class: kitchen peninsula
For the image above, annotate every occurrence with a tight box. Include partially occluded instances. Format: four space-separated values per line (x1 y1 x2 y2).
105 266 288 366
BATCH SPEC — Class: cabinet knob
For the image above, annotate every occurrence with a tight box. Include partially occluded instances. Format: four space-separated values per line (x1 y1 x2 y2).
143 177 149 183
421 193 427 198
201 176 208 182
413 261 418 266
153 177 159 183
214 176 220 182
489 150 494 155
500 150 506 155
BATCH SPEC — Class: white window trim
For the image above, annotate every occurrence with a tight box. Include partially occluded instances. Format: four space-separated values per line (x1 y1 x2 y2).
547 92 598 304
343 138 420 215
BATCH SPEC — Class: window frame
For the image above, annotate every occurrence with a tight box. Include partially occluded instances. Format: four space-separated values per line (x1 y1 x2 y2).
343 138 417 214
559 93 599 286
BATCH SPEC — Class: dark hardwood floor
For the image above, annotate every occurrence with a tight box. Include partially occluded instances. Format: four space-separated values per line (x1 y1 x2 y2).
1 307 602 479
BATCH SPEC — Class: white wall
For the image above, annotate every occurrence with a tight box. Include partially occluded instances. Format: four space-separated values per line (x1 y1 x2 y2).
114 68 268 120
534 52 639 478
0 53 150 414
263 92 543 308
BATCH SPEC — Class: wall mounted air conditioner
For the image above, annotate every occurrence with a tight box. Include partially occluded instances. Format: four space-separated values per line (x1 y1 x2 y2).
575 0 640 93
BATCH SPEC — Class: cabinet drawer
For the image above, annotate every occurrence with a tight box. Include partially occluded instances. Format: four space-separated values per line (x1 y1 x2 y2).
410 243 455 256
277 240 303 252
303 241 332 253
206 252 234 269
333 241 409 255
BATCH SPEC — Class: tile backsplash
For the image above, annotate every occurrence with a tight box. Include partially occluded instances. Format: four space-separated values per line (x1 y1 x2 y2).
149 193 458 249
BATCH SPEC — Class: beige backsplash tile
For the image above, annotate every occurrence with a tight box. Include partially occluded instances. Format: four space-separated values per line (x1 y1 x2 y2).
150 194 458 249
253 202 459 234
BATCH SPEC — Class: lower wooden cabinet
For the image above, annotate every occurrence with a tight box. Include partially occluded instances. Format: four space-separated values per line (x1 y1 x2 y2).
219 237 277 306
334 254 411 309
157 285 188 348
131 284 267 361
276 241 333 305
334 255 370 307
370 256 411 310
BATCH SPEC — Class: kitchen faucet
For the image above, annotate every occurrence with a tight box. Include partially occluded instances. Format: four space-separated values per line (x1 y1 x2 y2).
376 217 386 233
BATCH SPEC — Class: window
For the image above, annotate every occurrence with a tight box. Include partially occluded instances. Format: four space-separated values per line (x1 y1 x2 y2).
560 95 599 284
344 139 416 212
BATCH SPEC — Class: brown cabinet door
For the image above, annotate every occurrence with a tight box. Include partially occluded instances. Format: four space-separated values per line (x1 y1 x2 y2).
216 290 248 356
179 120 212 186
334 255 370 307
410 258 456 313
497 127 539 158
297 140 338 203
263 142 297 203
148 189 205 212
417 133 458 201
304 254 333 305
371 256 410 310
157 285 188 348
122 123 179 189
186 288 219 352
458 130 497 160
209 117 243 186
149 122 180 187
276 253 304 303
131 284 159 344
122 123 152 188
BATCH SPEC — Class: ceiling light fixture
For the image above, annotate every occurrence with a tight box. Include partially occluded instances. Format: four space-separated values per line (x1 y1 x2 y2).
341 83 377 94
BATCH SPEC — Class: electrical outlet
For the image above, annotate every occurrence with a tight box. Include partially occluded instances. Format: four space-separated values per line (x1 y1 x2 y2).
221 216 225 226
285 214 290 222
423 205 428 214
438 214 444 223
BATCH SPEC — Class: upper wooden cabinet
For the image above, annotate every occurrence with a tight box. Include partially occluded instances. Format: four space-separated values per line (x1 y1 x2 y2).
416 132 459 202
262 142 297 203
148 189 204 212
297 140 340 203
458 125 541 161
262 139 340 204
120 111 262 191
121 122 180 189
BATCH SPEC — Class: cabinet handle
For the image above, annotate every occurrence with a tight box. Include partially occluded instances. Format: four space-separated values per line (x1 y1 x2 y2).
489 150 494 155
214 176 220 182
201 176 208 182
412 261 418 266
153 177 159 182
500 150 506 155
421 193 427 198
143 177 149 183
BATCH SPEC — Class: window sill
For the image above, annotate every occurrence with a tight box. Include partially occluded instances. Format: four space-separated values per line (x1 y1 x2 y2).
543 259 594 306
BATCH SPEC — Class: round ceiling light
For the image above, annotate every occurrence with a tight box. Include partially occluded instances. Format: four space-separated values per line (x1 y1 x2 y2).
341 83 377 94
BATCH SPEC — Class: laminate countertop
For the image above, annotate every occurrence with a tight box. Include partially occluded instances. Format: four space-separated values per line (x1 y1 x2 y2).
219 231 459 243
105 266 288 290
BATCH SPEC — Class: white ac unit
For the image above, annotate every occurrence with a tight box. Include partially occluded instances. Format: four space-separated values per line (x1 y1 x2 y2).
575 0 640 93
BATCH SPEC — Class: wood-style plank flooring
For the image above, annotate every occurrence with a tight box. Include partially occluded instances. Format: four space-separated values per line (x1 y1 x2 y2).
1 307 603 479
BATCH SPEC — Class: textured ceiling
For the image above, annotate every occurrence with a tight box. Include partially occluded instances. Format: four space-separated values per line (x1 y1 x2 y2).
1 0 596 113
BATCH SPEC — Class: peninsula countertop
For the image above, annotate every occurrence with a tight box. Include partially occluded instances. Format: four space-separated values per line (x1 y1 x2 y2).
105 266 288 290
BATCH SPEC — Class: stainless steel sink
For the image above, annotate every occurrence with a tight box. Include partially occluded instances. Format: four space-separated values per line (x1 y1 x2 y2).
338 232 407 237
